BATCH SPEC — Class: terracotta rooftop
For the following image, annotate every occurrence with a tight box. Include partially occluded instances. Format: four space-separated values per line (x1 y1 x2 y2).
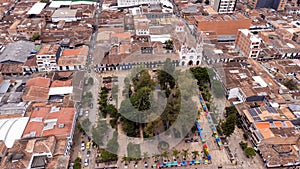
61 45 88 56
22 107 76 139
50 79 72 87
22 86 50 102
25 77 51 88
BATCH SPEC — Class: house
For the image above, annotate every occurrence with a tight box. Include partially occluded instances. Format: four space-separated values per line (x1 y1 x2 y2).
57 45 88 71
36 44 61 72
22 77 51 102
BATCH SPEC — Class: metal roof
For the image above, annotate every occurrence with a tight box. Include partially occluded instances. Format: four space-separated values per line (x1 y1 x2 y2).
0 117 29 148
27 2 47 15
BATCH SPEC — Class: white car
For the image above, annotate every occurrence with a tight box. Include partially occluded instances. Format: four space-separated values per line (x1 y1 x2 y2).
84 159 89 167
81 142 85 151
85 111 89 117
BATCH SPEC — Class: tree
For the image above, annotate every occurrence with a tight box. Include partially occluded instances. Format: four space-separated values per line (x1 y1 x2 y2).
31 33 40 41
100 150 118 162
88 77 94 85
130 86 152 111
73 157 81 169
195 0 203 3
181 149 189 160
212 80 225 98
244 147 256 158
239 141 248 150
221 113 236 137
161 151 169 161
107 131 119 153
204 0 209 4
190 67 210 86
225 106 238 117
82 118 91 132
165 40 174 50
172 149 180 160
282 78 298 90
192 151 199 159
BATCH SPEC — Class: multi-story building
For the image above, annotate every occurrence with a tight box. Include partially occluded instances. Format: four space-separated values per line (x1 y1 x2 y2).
194 14 252 41
249 0 287 11
213 0 237 14
36 44 61 71
117 0 172 7
235 29 261 58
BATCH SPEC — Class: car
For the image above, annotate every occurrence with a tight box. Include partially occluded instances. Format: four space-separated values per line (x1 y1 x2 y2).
84 159 89 167
79 109 83 117
81 141 85 151
89 103 93 109
85 110 89 117
87 150 91 157
185 139 191 143
86 142 91 149
109 97 113 101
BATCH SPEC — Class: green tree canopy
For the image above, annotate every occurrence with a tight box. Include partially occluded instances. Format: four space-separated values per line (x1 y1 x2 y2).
244 147 256 157
221 113 236 137
73 157 81 169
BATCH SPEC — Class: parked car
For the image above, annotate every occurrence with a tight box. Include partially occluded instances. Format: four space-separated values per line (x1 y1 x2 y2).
84 159 89 167
85 110 89 117
81 141 85 151
87 150 91 157
86 142 91 149
79 109 83 116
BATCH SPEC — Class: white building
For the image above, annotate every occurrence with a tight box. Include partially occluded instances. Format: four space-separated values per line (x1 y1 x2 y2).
36 44 61 71
179 32 203 66
212 0 237 14
51 8 78 22
118 0 157 7
0 117 29 148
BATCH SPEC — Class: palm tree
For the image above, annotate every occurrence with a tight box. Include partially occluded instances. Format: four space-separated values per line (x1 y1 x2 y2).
192 151 199 159
143 152 149 161
182 149 189 160
153 154 160 163
172 149 180 161
121 155 129 167
161 151 169 162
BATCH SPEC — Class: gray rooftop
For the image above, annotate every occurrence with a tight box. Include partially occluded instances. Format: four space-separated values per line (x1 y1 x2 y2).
0 41 35 63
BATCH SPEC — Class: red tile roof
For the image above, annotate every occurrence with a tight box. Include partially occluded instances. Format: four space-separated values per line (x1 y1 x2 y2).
22 107 76 139
25 77 51 88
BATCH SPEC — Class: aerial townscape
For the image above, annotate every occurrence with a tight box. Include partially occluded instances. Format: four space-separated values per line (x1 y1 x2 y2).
0 0 300 168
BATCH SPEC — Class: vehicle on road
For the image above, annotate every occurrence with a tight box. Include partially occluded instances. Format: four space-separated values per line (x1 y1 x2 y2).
86 142 91 149
89 103 93 109
79 109 83 116
85 110 89 117
84 159 89 167
87 150 91 157
81 141 85 151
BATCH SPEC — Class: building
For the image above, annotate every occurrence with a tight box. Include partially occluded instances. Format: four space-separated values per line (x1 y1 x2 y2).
235 29 261 58
250 0 287 11
22 106 76 154
58 45 88 71
117 0 172 7
134 15 150 36
36 44 61 71
212 0 237 14
22 77 51 102
0 136 70 169
0 117 29 148
194 14 252 41
179 32 203 66
258 137 300 168
51 8 78 22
